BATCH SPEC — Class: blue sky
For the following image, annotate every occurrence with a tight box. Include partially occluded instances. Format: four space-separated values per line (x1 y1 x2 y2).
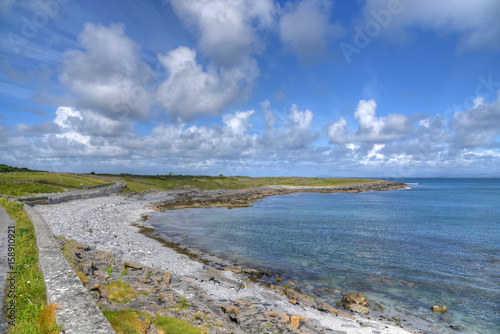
1 0 500 177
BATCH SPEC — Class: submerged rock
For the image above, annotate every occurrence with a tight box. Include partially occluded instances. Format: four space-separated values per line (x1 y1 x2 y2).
431 305 447 313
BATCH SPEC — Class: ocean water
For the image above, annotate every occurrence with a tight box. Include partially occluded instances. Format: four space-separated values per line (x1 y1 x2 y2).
150 178 500 333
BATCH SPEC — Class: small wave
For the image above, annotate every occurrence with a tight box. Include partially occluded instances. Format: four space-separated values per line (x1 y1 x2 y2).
406 183 419 185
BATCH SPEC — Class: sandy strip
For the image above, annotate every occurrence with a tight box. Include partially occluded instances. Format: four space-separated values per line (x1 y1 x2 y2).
35 191 414 334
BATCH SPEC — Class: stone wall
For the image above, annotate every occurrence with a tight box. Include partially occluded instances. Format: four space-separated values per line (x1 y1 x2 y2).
23 205 114 333
47 182 126 205
17 181 126 207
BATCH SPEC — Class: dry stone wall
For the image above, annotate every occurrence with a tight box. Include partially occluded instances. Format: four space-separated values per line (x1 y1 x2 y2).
47 182 126 204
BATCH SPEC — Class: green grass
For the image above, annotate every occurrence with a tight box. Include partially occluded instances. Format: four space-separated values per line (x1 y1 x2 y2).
102 309 150 334
107 266 113 279
102 309 207 334
119 178 161 193
0 172 113 197
0 199 59 333
0 182 63 196
173 295 189 309
154 315 206 334
119 268 129 280
0 172 110 189
103 281 139 303
116 175 379 193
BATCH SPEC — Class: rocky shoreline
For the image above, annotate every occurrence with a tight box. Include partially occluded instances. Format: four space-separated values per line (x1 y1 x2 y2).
34 184 420 334
149 181 407 211
58 237 368 333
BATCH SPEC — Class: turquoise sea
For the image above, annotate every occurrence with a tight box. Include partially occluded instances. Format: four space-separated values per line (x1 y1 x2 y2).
150 178 500 333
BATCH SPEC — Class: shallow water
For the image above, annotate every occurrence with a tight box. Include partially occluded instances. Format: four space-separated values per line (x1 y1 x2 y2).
150 178 500 333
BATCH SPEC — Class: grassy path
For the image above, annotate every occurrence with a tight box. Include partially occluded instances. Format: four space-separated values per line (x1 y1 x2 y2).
0 206 13 333
0 199 59 333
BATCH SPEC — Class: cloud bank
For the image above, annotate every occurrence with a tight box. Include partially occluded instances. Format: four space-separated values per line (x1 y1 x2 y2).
2 92 500 176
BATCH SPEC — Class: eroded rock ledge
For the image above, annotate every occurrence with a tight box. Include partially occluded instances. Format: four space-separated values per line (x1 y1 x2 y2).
150 180 407 211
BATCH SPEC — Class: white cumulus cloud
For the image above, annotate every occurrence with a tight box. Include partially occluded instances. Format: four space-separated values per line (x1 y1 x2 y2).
169 0 275 67
451 91 500 147
157 46 258 121
328 99 412 144
59 23 153 118
223 110 255 134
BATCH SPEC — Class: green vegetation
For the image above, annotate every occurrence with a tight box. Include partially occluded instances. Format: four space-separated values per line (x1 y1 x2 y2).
103 281 139 303
115 174 378 193
0 172 109 188
57 236 76 266
0 164 45 173
107 266 113 279
0 199 59 333
102 309 207 334
119 268 129 280
0 169 112 197
0 182 63 196
102 309 150 333
174 295 189 309
154 315 206 334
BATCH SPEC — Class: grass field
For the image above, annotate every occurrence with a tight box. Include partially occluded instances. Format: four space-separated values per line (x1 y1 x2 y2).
0 172 111 196
116 175 377 193
0 182 63 197
0 172 109 188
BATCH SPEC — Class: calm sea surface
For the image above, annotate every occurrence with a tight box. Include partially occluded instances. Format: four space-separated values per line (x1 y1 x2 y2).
150 178 500 333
